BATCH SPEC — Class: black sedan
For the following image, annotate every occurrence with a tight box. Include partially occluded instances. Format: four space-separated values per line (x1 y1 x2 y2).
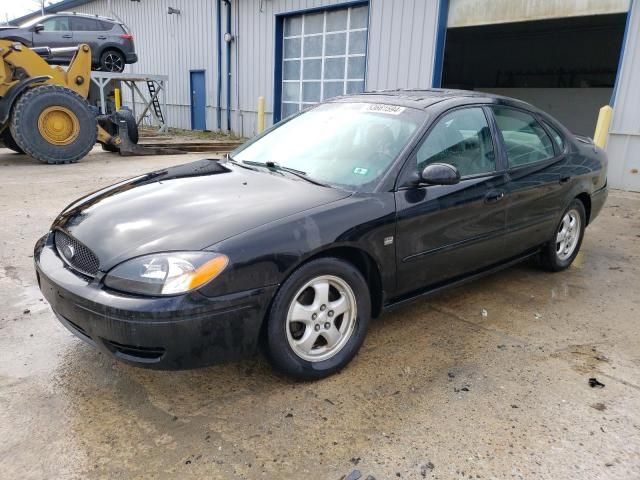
34 90 608 380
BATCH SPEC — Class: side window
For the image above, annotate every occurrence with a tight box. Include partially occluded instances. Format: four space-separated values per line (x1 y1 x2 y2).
71 18 99 31
98 20 114 31
542 120 565 151
492 107 555 168
41 17 70 31
416 107 496 177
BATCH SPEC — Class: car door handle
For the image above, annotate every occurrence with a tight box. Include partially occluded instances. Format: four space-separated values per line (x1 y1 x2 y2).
97 35 107 40
559 176 571 184
484 191 505 204
62 34 72 38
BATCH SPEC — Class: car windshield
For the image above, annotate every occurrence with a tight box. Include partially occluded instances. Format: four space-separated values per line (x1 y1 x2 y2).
233 102 426 191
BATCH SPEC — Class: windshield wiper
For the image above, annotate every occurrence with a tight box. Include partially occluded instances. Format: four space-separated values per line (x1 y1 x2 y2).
226 153 258 171
241 160 331 188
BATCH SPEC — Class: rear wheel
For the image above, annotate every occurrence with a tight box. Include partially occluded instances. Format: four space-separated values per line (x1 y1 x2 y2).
538 199 586 271
267 258 371 380
10 85 97 164
0 128 24 153
100 49 125 73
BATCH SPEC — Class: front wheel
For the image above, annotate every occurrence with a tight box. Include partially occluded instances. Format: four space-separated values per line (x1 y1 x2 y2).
538 199 586 271
267 258 371 380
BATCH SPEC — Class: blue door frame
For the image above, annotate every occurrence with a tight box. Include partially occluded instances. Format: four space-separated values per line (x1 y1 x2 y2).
190 70 206 130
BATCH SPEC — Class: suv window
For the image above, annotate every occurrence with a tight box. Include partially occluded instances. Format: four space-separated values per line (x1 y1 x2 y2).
41 17 70 31
98 20 114 31
70 17 99 31
415 107 496 177
492 107 555 168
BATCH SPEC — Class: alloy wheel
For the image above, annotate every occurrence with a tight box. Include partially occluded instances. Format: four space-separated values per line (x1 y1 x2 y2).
556 209 581 261
286 275 357 362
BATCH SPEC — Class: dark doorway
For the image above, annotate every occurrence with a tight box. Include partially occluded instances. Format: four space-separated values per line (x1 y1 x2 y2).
442 14 627 135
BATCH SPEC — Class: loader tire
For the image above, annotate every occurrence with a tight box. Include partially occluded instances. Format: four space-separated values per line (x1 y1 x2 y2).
10 85 97 164
116 108 139 144
0 128 24 154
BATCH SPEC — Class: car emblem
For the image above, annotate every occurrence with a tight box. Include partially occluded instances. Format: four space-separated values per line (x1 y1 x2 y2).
63 244 75 260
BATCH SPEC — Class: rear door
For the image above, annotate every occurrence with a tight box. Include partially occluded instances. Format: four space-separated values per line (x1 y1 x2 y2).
70 17 101 58
489 106 570 258
394 106 509 296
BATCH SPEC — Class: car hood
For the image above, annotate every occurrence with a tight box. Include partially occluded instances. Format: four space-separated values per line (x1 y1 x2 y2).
53 159 351 270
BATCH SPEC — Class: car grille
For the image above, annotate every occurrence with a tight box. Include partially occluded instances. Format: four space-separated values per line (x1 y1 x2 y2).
54 230 100 277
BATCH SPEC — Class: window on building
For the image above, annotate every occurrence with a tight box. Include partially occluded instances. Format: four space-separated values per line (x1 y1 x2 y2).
416 108 496 177
492 107 555 167
281 5 368 119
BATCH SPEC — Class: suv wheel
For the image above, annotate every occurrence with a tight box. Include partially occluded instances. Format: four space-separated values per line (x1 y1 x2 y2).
100 50 125 72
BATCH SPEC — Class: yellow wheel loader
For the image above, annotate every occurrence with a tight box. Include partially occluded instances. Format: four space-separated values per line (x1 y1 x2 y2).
0 40 175 164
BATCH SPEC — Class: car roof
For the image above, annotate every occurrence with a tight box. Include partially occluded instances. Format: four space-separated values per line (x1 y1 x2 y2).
41 12 117 23
332 88 537 112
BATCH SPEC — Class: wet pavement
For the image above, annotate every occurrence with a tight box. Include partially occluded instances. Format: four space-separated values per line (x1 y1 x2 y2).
1 148 639 479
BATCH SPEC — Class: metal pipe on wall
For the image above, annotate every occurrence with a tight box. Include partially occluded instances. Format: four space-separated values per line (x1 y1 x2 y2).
216 0 222 130
224 0 232 131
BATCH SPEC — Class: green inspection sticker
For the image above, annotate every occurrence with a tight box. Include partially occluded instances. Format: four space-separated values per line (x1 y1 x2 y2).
353 167 369 175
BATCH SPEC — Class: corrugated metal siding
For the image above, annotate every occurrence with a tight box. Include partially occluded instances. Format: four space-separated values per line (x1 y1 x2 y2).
607 0 640 191
69 0 219 130
56 0 441 136
366 0 440 90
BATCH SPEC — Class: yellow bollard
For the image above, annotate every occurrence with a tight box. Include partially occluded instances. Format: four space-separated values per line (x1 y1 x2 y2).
593 105 613 149
257 96 265 134
114 87 121 111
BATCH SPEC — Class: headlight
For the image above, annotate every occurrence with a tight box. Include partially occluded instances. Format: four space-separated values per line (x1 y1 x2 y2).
104 252 228 296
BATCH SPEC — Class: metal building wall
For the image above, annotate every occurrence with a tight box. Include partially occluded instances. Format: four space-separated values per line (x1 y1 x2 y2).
69 0 219 130
50 0 443 136
607 0 640 192
233 0 443 137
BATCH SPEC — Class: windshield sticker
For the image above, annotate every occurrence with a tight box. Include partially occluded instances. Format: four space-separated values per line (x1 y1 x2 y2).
353 167 369 175
363 104 406 115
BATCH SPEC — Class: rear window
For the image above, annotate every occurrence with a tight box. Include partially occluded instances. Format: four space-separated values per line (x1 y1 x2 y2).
118 23 130 34
492 107 555 168
542 120 566 151
70 17 99 31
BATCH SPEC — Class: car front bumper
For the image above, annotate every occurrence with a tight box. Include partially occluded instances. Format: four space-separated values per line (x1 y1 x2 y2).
34 234 277 369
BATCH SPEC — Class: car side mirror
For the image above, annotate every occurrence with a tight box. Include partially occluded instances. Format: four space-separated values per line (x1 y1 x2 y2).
33 24 45 33
421 163 461 185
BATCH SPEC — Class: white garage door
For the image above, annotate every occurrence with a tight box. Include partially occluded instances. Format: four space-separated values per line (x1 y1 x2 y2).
281 5 369 119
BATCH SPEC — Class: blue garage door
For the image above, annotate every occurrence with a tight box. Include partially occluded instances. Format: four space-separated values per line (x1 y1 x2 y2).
281 5 369 119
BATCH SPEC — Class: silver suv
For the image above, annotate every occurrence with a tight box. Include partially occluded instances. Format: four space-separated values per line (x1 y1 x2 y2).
0 12 137 72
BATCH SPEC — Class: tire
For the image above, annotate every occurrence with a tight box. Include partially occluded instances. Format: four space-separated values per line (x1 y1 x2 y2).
9 85 97 164
0 128 24 154
538 199 586 272
116 108 139 144
99 49 125 73
267 257 371 380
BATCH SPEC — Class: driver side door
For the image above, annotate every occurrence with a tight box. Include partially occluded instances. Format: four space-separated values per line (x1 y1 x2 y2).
394 106 509 296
